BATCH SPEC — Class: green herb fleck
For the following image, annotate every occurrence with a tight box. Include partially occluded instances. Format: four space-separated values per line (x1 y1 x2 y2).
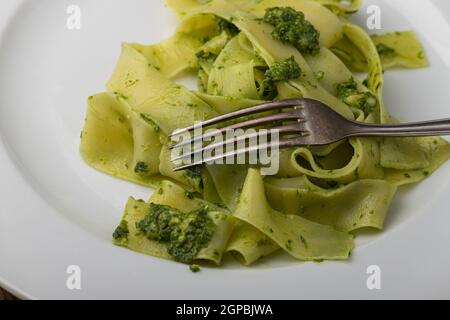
285 239 293 251
215 16 239 36
196 50 218 64
185 166 202 180
257 238 273 247
140 114 160 132
262 56 302 99
112 220 129 242
417 50 425 59
315 70 325 81
189 264 201 273
134 161 149 176
124 79 139 88
326 180 339 188
335 77 377 116
113 92 128 100
185 191 195 199
376 43 396 58
300 235 308 248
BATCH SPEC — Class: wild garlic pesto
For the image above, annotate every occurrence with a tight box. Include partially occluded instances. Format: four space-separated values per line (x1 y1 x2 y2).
112 220 129 243
266 56 302 82
196 50 218 64
185 167 201 180
215 16 239 36
335 77 377 116
137 203 215 264
134 161 149 176
189 264 201 272
263 7 321 55
262 56 302 99
376 43 396 58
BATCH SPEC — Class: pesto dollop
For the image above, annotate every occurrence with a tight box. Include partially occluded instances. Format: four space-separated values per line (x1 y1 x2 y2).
184 166 203 190
113 220 129 243
266 56 302 82
262 56 302 99
134 161 149 176
263 7 321 55
137 203 215 264
335 77 377 116
215 16 239 37
189 264 201 273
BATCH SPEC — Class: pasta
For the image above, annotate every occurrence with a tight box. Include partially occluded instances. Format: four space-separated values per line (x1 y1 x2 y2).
80 0 450 269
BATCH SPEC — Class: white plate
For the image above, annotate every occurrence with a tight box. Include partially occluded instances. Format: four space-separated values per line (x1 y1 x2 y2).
1 0 450 299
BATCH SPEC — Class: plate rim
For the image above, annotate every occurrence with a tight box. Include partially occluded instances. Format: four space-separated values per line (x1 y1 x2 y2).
0 0 30 300
1 0 450 299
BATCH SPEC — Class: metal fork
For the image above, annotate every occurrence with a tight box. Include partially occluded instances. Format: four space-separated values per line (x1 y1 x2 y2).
169 98 450 171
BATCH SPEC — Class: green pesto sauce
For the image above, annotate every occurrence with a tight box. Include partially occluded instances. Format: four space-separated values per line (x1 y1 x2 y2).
376 43 396 58
266 56 302 82
335 77 377 116
185 191 195 199
186 167 202 179
326 180 339 189
300 235 308 249
263 7 320 55
184 166 203 187
140 113 160 132
285 239 293 251
113 91 128 101
112 220 129 242
134 161 149 176
315 70 325 81
189 264 201 273
262 56 302 99
137 203 215 264
215 16 239 36
196 50 218 64
256 238 273 247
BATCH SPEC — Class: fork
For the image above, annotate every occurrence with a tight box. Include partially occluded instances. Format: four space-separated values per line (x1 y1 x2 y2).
169 98 450 171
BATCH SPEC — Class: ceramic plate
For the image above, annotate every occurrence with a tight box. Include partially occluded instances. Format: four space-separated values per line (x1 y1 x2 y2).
1 0 450 299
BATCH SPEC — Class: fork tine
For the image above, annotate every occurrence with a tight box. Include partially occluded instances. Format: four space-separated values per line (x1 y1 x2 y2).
169 98 306 138
171 123 307 162
173 134 310 171
170 108 304 150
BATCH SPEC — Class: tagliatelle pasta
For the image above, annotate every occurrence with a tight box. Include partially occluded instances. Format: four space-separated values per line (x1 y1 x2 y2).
80 0 450 268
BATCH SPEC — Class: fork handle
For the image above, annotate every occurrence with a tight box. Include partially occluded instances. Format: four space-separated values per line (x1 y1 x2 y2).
349 118 450 137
